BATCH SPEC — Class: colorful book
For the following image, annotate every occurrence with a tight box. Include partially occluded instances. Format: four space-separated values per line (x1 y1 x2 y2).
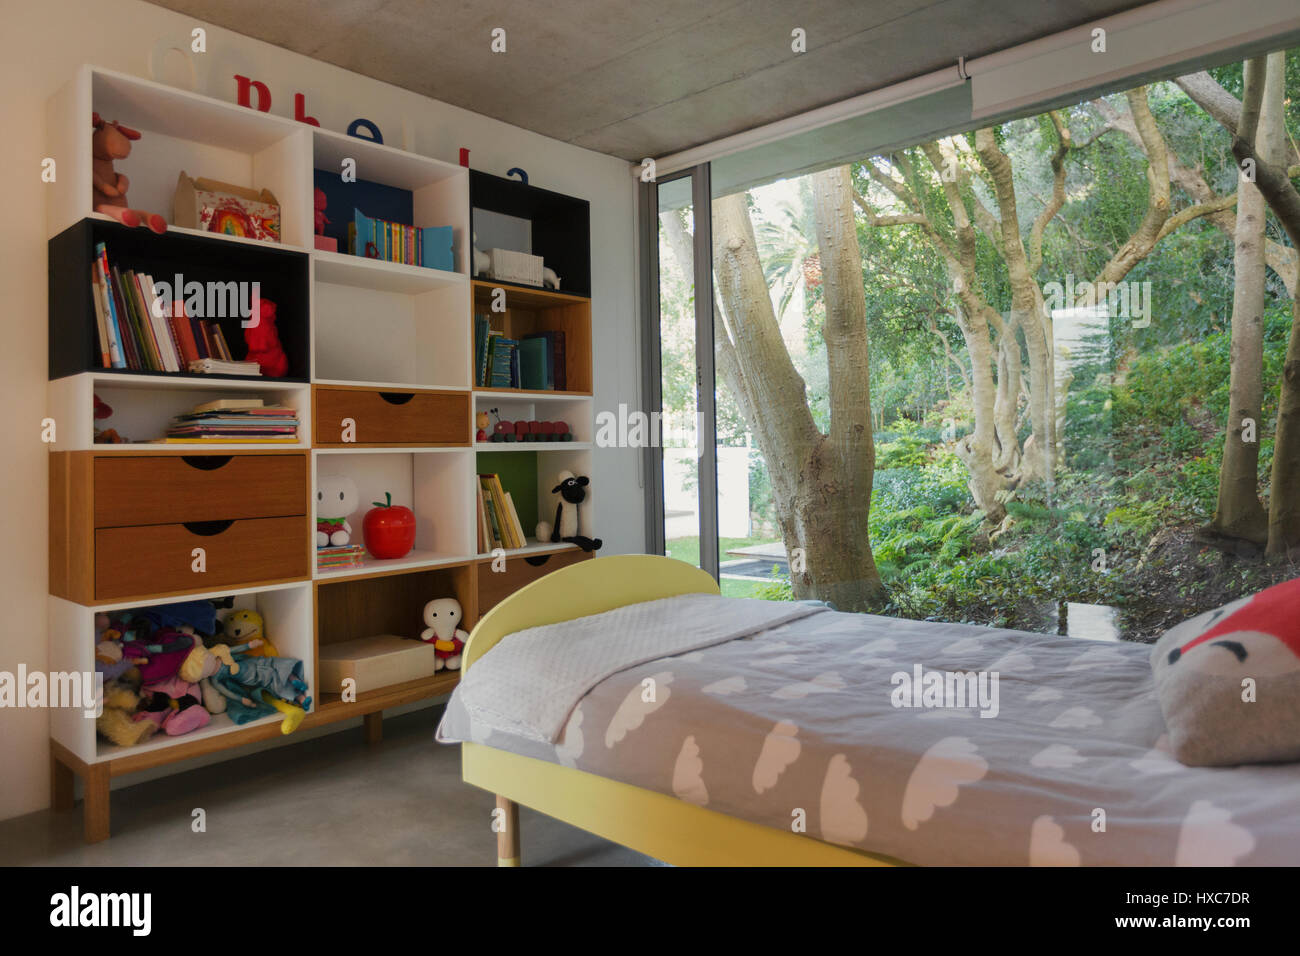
475 487 491 552
139 273 179 372
477 478 505 550
90 264 110 368
108 266 141 370
519 335 551 390
94 243 126 369
502 491 527 549
171 303 202 366
484 474 521 549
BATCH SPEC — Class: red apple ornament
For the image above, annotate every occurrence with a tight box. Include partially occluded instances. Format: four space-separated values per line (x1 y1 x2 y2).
363 492 416 559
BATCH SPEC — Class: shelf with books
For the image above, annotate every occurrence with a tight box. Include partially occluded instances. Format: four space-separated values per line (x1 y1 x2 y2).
471 280 591 394
475 446 593 555
48 371 310 451
46 66 312 245
50 217 310 382
313 127 469 277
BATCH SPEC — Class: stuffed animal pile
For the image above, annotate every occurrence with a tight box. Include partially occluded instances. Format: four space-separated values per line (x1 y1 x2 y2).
95 599 312 748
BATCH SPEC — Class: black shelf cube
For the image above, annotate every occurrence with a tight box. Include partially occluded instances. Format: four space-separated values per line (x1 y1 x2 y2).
48 218 310 381
469 171 591 298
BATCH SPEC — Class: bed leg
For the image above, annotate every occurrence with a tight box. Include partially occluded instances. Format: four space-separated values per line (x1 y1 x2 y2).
496 795 520 867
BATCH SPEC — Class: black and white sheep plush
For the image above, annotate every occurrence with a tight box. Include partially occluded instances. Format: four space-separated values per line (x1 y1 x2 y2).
543 470 602 552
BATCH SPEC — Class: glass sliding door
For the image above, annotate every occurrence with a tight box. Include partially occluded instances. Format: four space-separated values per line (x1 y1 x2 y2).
642 166 718 576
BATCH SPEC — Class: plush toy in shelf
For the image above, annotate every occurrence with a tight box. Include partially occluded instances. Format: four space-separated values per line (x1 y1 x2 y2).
547 470 603 552
92 393 127 444
420 598 469 671
223 608 279 657
181 637 310 734
317 474 359 548
314 187 337 252
476 411 490 442
243 297 289 377
542 266 561 291
91 113 166 234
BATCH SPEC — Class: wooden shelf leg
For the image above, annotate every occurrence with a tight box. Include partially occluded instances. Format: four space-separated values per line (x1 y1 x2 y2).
83 763 111 844
50 752 75 812
363 711 383 747
496 795 520 867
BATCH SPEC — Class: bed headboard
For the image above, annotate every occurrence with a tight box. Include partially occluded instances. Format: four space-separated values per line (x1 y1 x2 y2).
462 554 721 672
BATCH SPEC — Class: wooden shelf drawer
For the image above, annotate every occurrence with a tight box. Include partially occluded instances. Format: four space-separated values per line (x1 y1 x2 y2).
477 548 591 616
50 450 311 605
94 455 307 527
95 516 309 601
313 386 469 446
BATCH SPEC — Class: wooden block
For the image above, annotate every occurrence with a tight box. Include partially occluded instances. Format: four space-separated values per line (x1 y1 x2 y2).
317 634 438 696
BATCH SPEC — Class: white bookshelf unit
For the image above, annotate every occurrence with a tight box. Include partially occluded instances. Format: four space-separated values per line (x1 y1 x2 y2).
44 64 596 841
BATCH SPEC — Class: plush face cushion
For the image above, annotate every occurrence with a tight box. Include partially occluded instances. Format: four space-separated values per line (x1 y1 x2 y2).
1150 578 1300 766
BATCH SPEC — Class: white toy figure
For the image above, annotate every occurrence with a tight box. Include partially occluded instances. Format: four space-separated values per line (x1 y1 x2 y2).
542 266 561 290
546 470 602 552
316 474 359 548
421 597 469 671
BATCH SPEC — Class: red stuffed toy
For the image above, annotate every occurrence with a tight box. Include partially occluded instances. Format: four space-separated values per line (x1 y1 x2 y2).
244 298 289 377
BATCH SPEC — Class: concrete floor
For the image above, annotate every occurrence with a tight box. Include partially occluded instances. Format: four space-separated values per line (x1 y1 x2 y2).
0 707 657 867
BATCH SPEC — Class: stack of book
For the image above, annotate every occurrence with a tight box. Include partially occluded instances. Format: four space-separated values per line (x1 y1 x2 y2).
161 399 299 443
472 315 566 390
317 544 365 570
518 331 566 390
89 242 254 375
476 473 528 552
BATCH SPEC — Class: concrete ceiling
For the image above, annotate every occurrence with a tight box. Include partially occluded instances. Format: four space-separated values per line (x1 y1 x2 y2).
150 0 1157 161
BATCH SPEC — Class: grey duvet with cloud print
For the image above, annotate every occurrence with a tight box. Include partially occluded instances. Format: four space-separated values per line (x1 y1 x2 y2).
437 595 1300 865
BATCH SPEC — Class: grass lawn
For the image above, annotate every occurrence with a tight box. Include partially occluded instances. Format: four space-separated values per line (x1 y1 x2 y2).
665 535 784 599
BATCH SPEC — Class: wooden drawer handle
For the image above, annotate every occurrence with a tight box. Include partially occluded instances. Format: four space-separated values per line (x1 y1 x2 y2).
378 392 415 405
524 554 552 568
182 455 233 471
183 519 235 536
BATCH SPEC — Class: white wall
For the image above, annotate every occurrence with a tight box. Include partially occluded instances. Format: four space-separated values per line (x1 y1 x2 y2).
0 0 644 821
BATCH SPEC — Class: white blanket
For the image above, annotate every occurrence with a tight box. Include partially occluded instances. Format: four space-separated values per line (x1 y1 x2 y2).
456 594 824 743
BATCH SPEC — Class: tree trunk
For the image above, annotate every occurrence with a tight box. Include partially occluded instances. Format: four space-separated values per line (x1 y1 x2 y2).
805 167 886 608
1270 297 1300 557
1205 56 1276 547
711 172 885 610
1180 53 1300 555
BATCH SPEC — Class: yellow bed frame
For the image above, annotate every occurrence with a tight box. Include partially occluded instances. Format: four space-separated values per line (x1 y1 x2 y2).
460 554 904 867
